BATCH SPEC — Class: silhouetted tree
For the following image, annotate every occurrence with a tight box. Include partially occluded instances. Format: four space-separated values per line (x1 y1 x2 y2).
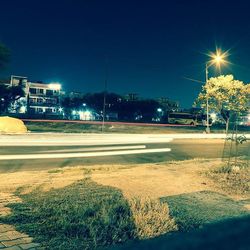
117 99 160 122
61 92 164 122
82 92 122 112
0 84 24 113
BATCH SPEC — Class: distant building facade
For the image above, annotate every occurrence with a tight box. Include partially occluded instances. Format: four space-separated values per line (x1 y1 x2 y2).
9 75 62 115
27 82 62 115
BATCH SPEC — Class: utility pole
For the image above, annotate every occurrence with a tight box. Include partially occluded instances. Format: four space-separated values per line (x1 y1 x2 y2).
101 58 108 132
205 63 210 133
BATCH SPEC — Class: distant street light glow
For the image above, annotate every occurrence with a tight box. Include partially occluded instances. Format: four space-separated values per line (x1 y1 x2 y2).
49 83 61 90
210 112 217 122
79 110 92 120
20 106 26 113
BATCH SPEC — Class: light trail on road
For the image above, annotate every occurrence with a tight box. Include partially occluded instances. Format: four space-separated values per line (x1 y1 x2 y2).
0 135 248 172
40 145 146 153
0 148 171 160
2 132 248 147
0 134 173 146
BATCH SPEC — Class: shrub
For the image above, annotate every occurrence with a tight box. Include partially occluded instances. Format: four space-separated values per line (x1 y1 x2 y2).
129 197 177 239
206 163 250 195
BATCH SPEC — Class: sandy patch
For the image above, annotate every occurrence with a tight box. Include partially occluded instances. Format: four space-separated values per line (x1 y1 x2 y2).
92 160 220 198
0 116 27 134
0 159 222 199
1 159 248 203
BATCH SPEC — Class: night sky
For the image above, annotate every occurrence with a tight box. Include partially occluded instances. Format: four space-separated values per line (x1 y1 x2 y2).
1 0 250 107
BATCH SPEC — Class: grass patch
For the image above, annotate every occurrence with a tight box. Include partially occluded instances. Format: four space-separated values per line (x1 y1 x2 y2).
0 177 178 249
23 121 248 134
47 169 64 174
26 122 103 133
206 162 250 195
0 180 136 249
161 191 249 232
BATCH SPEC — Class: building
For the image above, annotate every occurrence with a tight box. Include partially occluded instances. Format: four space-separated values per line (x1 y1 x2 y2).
10 75 62 116
27 82 62 115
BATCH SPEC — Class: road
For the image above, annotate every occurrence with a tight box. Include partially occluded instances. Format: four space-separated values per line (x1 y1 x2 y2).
0 133 249 172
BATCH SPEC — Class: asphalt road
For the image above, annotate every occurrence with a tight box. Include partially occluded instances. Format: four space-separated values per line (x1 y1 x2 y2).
0 133 249 172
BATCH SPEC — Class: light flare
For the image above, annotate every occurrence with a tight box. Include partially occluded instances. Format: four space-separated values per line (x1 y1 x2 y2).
206 47 230 69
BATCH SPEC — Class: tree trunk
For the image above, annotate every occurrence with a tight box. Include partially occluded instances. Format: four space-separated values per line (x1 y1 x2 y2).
225 118 229 134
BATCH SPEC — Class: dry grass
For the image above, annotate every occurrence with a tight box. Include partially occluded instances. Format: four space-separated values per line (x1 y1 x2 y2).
206 161 250 196
129 197 177 239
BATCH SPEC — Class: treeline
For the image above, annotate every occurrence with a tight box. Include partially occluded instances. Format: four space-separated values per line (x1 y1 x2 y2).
62 92 174 122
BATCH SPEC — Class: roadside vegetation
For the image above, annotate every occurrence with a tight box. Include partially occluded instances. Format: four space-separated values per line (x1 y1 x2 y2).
2 180 136 249
206 160 250 195
1 178 177 249
24 120 250 134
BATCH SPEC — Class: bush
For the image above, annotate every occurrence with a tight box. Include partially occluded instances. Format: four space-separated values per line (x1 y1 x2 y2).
129 197 177 239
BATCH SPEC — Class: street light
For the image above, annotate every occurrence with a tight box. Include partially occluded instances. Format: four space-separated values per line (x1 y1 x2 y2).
205 49 228 133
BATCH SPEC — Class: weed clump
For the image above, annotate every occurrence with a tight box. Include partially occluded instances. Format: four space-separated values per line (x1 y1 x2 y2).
129 197 177 239
206 163 250 195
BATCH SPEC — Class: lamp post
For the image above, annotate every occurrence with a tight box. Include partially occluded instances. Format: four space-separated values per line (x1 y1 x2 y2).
204 49 227 133
101 58 108 132
205 63 210 133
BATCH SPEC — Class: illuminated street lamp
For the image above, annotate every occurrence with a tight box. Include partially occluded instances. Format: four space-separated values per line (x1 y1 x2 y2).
205 49 228 133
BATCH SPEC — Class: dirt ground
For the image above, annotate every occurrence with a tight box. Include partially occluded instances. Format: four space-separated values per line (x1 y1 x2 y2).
91 160 220 199
1 159 246 202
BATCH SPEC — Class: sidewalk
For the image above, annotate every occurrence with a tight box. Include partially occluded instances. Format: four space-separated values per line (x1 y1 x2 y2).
0 193 41 250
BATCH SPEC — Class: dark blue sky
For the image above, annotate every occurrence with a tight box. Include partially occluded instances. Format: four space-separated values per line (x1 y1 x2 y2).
1 0 250 107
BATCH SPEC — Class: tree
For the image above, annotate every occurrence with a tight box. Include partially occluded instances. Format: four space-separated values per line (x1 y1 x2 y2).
117 99 161 122
195 75 250 132
0 84 25 113
0 42 10 70
82 92 122 112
